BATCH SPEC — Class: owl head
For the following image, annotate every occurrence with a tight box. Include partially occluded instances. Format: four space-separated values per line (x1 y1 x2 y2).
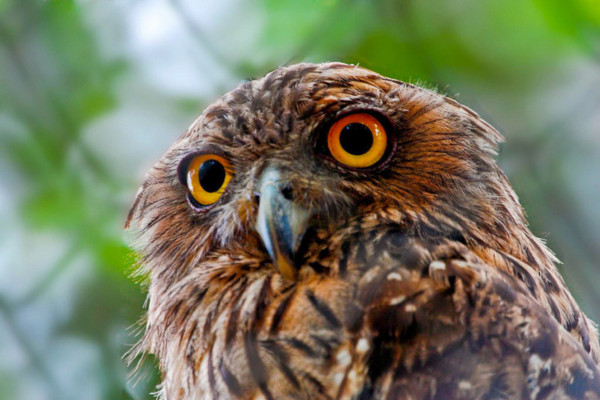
126 62 549 290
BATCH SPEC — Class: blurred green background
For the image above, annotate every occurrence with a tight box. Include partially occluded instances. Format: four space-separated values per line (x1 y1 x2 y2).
0 0 599 399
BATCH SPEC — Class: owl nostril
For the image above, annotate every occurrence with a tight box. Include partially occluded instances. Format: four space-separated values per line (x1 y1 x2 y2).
280 185 294 201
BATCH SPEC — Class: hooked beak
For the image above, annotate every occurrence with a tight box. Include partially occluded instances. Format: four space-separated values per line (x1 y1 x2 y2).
255 167 311 281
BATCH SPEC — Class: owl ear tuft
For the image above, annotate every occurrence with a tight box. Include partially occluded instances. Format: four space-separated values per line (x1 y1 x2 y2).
444 96 505 149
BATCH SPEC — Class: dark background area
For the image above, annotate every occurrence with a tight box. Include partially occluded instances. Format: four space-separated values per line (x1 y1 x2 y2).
0 0 599 399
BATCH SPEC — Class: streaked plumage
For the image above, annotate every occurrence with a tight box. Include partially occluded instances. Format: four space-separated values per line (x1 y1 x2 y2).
126 63 600 399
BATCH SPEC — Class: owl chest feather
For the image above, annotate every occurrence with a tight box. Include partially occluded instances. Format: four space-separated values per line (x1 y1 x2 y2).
148 225 600 400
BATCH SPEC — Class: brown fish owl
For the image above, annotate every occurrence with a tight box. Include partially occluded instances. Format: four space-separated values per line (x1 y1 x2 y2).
126 63 600 399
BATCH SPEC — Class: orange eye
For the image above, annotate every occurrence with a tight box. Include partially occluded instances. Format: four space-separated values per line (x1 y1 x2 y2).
327 113 388 168
186 154 233 206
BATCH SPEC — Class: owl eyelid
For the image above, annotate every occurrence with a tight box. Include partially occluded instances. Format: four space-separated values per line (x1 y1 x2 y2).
186 192 218 213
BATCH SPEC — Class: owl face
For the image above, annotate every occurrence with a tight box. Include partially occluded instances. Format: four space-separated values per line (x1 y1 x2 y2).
127 62 506 283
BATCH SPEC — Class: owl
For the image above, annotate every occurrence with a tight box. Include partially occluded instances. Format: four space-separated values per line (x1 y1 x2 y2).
126 63 600 399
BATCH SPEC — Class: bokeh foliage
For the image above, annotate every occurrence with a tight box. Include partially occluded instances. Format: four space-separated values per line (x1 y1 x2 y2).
0 0 599 399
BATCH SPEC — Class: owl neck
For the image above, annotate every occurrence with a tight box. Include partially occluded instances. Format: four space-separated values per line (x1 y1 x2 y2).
375 180 559 276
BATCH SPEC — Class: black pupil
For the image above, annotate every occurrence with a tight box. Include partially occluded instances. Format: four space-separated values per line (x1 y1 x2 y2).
198 160 226 193
339 123 373 156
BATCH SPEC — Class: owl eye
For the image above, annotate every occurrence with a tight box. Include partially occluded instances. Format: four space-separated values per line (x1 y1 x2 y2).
327 113 388 168
184 154 233 207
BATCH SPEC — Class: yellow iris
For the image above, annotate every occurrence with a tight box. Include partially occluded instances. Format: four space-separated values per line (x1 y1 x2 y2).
186 154 233 206
327 113 388 168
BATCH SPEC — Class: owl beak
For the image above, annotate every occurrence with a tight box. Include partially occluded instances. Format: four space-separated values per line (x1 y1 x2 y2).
255 167 311 281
